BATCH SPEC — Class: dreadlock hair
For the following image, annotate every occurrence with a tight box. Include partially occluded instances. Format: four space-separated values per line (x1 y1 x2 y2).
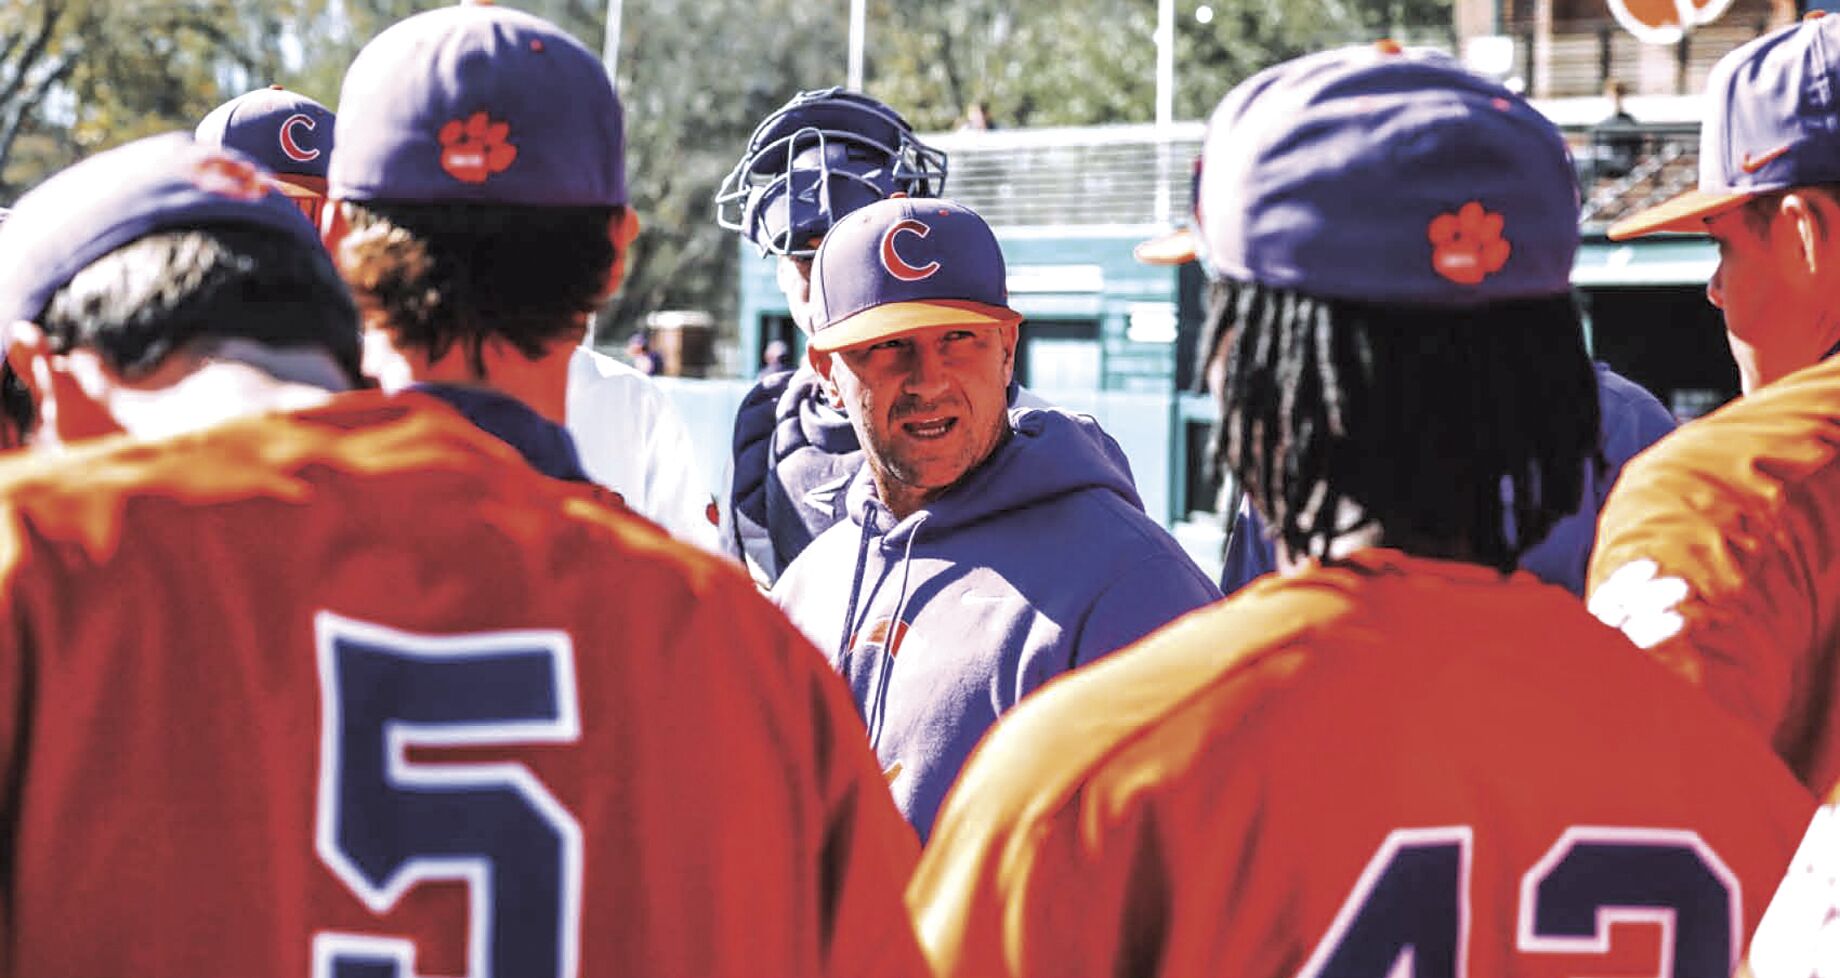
1206 277 1602 574
334 201 618 377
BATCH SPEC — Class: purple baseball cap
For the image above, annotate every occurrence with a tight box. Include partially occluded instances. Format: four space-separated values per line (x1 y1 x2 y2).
1197 42 1578 305
195 85 335 195
330 2 626 207
0 132 320 326
1610 12 1840 240
806 197 1021 353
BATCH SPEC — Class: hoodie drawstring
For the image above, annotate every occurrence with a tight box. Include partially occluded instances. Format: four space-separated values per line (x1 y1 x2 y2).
834 514 876 669
866 514 927 750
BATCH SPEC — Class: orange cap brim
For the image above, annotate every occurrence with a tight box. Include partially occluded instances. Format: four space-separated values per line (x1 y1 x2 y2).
271 173 329 199
808 299 1022 353
1606 188 1756 240
1133 226 1197 265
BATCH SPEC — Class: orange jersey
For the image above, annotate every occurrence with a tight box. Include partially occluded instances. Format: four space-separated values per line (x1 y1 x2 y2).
911 551 1814 978
1588 354 1840 795
0 391 924 978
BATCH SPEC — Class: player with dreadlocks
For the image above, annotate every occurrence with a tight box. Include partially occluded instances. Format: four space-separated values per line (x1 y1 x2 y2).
909 44 1811 977
1210 280 1599 575
1215 313 1677 597
1140 159 1674 600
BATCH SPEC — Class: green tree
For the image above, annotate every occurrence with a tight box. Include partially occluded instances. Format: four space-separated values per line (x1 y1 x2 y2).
600 0 851 344
1174 0 1454 118
0 0 82 197
867 0 1156 129
0 0 1453 367
867 0 1453 129
0 0 343 198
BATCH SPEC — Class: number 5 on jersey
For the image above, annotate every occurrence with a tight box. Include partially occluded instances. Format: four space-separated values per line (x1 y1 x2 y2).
312 612 584 978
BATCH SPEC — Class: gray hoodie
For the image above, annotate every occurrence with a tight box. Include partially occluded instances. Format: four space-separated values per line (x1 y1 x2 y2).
771 407 1222 840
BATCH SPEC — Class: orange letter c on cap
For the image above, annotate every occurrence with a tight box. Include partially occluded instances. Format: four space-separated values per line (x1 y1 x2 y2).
880 220 941 282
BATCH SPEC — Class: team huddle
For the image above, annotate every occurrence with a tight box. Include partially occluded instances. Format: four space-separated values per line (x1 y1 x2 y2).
1 1 1838 975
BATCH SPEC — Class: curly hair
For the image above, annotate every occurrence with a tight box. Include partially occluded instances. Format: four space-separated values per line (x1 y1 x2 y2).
39 225 360 383
1206 278 1602 573
334 201 620 376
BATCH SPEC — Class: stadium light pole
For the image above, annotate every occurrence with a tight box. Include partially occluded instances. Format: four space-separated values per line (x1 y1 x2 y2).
848 0 867 90
604 0 623 75
1153 0 1176 222
1155 0 1174 129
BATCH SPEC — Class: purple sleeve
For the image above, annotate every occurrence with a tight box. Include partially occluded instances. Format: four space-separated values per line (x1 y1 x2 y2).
1071 554 1222 669
1219 496 1278 597
1593 363 1678 508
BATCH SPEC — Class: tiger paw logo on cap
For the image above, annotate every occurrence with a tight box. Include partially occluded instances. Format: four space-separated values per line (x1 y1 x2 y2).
1428 201 1511 286
438 111 518 184
192 154 269 201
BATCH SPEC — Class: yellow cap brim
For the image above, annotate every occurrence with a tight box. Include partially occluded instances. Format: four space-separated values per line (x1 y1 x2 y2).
809 299 1022 353
1606 188 1755 240
1133 226 1197 265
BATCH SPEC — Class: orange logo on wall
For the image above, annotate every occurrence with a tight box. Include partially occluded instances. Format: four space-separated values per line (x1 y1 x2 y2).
1609 0 1738 45
1428 202 1511 286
